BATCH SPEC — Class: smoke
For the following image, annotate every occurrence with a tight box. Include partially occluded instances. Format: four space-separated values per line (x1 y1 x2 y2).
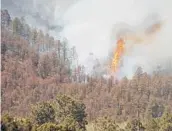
1 0 79 38
61 0 172 78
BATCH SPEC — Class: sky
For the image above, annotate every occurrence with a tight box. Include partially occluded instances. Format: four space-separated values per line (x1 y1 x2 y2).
2 0 172 78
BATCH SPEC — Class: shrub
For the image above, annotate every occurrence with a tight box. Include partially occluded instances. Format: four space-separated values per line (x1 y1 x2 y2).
93 117 120 131
31 102 55 125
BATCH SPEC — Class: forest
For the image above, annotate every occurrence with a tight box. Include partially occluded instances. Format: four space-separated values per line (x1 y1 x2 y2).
1 9 172 131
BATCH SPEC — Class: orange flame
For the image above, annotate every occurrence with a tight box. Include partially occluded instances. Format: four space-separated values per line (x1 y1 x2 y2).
111 38 125 74
109 20 163 77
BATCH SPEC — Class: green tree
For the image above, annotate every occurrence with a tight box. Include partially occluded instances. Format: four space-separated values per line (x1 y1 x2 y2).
16 118 32 131
19 16 26 37
12 17 21 35
31 28 38 46
24 24 31 41
159 112 172 131
56 95 87 130
93 117 120 131
37 122 60 131
31 102 56 125
59 116 82 131
1 114 18 131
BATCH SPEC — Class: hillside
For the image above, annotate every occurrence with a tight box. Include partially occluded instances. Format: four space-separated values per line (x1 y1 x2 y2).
1 9 172 131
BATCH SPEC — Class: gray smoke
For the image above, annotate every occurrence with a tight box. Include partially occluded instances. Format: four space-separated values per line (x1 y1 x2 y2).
1 0 79 37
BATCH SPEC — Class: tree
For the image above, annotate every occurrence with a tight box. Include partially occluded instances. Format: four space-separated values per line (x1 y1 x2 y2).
37 122 60 131
134 66 143 79
59 116 82 131
94 117 120 131
1 10 12 28
48 36 54 51
19 16 26 38
31 102 56 125
24 24 31 41
159 112 172 131
16 118 32 131
12 17 21 35
151 103 164 118
37 54 52 79
36 30 45 52
1 43 7 55
1 114 18 131
56 94 87 130
62 38 68 62
31 28 38 46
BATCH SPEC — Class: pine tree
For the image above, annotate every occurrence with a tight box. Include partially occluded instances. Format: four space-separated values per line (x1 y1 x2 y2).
12 17 21 35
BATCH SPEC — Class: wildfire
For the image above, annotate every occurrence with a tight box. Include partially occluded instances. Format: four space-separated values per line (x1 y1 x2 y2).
109 17 164 79
111 38 125 74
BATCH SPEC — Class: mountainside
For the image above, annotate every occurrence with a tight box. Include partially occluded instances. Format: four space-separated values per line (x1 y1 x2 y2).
1 9 172 131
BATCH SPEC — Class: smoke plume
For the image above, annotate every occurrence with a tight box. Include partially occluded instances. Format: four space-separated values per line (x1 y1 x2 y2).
62 0 172 78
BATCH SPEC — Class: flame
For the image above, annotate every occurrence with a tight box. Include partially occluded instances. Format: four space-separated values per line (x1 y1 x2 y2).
109 20 164 78
111 38 125 74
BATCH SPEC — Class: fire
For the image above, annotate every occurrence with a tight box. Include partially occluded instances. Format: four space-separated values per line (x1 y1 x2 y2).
109 18 164 78
111 38 125 74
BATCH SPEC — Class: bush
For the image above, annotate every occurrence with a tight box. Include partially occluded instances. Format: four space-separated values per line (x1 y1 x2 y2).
125 119 145 131
159 112 172 131
1 114 18 131
145 118 160 131
16 118 32 131
93 117 120 131
31 102 55 125
1 114 32 131
56 94 87 130
37 122 60 131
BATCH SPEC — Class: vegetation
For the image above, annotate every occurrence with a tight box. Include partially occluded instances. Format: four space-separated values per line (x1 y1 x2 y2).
93 117 120 131
1 9 172 131
1 95 87 131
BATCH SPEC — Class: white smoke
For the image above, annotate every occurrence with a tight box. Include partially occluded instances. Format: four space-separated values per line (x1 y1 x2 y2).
61 0 172 78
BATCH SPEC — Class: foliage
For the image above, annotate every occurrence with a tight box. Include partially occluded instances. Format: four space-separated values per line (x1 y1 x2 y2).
1 9 172 131
145 111 172 131
1 114 32 131
93 117 120 131
12 17 22 35
145 118 160 131
31 102 56 125
36 122 60 131
56 94 87 130
158 112 172 131
1 94 88 131
1 114 18 131
125 119 145 131
16 118 32 131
